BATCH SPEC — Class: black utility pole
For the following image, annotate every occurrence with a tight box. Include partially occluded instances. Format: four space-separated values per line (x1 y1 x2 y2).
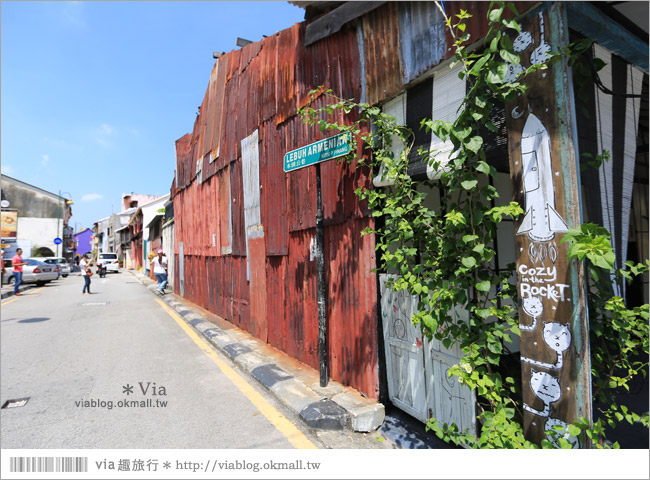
315 163 328 387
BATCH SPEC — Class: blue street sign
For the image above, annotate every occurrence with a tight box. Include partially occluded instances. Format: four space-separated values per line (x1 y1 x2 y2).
54 237 62 245
283 133 351 173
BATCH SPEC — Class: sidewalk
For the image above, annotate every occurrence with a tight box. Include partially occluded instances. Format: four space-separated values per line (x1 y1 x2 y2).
1 283 37 300
127 269 386 434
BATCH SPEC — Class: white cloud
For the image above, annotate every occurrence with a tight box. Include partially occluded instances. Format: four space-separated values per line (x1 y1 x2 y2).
94 124 116 148
1 165 15 175
41 137 81 151
81 193 103 202
98 124 114 135
94 137 111 148
62 1 87 29
41 154 50 166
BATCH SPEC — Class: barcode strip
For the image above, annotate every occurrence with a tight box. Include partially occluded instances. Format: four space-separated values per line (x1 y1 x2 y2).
10 457 88 473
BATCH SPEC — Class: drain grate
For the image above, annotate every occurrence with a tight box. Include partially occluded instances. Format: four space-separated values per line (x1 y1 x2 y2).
80 302 108 306
2 397 30 409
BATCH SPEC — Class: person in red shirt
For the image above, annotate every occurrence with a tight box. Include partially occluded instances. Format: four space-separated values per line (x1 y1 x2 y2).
11 248 28 296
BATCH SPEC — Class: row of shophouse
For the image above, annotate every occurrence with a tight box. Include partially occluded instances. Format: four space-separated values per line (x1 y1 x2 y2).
88 1 649 442
90 193 173 279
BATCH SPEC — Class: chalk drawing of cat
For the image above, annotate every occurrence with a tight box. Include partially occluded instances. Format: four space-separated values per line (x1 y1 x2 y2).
523 369 561 417
544 417 580 449
521 322 572 370
519 296 543 331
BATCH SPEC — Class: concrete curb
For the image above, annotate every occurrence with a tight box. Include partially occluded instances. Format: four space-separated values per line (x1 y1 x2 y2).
1 283 37 300
126 269 385 433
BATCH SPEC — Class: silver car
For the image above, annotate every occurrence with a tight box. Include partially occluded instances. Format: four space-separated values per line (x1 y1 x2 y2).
41 257 71 277
2 258 59 286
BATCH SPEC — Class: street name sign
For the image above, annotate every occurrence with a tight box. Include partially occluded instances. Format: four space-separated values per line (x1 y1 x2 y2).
283 133 351 173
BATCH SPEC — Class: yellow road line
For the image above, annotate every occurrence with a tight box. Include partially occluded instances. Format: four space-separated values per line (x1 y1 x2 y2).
1 287 46 306
1 297 19 307
154 297 317 449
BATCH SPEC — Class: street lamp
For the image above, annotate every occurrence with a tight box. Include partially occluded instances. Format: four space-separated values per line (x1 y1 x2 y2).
57 191 73 258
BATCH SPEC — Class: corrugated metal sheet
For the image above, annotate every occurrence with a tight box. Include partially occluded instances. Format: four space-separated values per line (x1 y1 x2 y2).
276 24 300 125
260 120 289 255
173 1 542 398
398 1 447 84
361 2 404 106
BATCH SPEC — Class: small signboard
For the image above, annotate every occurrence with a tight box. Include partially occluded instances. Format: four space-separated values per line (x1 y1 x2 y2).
54 237 62 245
283 133 351 173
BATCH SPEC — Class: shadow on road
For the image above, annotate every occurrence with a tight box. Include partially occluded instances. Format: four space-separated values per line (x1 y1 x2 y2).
17 317 50 324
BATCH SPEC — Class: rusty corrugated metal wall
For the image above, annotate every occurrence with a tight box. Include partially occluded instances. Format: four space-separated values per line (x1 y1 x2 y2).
173 20 379 398
172 2 538 399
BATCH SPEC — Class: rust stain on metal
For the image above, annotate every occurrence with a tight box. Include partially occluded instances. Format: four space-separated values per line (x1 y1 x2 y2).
172 13 385 398
361 2 403 106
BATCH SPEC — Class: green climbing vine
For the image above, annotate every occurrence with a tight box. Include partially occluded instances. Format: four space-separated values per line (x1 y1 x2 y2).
299 1 648 449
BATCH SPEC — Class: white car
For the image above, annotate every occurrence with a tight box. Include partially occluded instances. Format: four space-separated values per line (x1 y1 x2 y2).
97 252 119 272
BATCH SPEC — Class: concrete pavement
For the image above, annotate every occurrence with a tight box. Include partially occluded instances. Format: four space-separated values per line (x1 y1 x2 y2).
127 269 386 434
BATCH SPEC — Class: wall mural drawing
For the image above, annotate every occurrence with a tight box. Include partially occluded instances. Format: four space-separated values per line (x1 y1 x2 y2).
521 322 572 370
544 417 581 448
523 369 561 417
519 296 543 331
517 112 569 243
505 8 586 448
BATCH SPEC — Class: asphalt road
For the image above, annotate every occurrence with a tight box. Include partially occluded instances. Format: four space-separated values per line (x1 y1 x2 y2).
0 272 322 449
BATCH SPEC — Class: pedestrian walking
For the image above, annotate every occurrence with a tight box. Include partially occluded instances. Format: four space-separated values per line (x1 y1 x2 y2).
80 255 93 294
151 249 168 294
1 249 5 287
11 248 28 296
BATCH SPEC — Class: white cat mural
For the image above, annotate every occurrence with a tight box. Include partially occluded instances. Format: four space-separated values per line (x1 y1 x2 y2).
519 296 543 331
544 417 581 449
523 370 561 417
521 322 572 370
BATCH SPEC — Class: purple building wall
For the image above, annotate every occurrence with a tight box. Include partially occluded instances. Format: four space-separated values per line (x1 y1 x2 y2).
74 228 93 257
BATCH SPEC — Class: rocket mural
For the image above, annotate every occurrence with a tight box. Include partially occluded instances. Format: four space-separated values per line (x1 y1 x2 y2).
516 113 569 242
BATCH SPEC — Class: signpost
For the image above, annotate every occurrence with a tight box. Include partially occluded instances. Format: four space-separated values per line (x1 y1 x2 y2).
54 237 62 246
284 133 351 387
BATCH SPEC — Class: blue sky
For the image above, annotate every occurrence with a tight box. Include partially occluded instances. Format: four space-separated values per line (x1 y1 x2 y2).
1 0 304 231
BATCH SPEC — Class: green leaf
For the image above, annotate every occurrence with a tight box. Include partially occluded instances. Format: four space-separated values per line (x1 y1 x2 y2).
462 234 479 243
499 49 520 66
461 180 478 191
465 136 483 153
452 125 472 141
475 161 491 175
502 18 521 32
470 56 489 76
462 257 477 268
486 63 508 84
476 280 491 292
488 6 504 23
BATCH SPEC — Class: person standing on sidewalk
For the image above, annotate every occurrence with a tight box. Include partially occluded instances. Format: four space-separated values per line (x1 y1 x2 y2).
80 255 93 294
11 248 28 296
151 249 168 294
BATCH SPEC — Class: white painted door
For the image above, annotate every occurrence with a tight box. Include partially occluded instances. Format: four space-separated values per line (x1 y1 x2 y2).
380 274 476 435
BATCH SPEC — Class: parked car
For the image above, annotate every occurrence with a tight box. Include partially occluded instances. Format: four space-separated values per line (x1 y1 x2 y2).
97 252 119 273
40 257 71 277
2 258 59 286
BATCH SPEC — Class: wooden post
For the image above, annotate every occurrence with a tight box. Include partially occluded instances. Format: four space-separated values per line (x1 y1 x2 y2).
505 4 592 447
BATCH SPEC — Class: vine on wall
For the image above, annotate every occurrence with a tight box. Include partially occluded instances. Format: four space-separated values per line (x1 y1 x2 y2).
300 1 648 448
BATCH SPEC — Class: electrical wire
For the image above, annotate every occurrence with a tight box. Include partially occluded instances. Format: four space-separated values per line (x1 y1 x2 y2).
588 52 645 99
